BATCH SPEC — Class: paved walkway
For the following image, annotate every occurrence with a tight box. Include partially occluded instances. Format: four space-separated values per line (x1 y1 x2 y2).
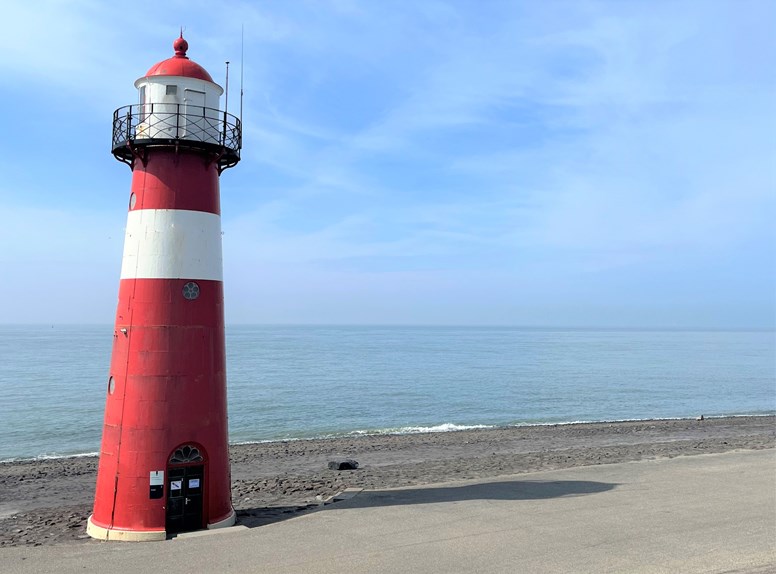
2 449 775 573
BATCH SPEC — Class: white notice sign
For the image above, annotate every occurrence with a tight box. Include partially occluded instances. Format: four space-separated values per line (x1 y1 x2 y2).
189 478 200 488
149 471 164 486
170 480 182 490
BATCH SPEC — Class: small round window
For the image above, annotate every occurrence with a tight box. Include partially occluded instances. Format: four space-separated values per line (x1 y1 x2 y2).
108 376 115 395
182 282 200 300
129 193 137 209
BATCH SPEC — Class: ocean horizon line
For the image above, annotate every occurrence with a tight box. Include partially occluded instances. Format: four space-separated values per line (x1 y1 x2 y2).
1 323 774 333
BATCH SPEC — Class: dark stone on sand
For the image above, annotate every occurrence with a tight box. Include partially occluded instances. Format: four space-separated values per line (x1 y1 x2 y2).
328 459 359 470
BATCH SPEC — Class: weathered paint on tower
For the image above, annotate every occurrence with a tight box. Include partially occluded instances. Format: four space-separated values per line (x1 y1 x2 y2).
87 35 241 541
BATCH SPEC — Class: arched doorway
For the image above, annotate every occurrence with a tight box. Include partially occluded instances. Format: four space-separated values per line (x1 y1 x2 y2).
166 444 207 534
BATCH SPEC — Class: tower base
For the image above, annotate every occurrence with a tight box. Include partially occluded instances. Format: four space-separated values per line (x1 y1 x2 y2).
208 509 237 530
85 509 235 542
86 516 166 542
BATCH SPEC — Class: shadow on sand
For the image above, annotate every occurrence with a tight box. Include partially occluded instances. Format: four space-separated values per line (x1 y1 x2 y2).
235 480 616 529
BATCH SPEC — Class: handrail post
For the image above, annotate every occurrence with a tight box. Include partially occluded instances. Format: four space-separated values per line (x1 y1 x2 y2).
175 103 180 139
125 107 132 142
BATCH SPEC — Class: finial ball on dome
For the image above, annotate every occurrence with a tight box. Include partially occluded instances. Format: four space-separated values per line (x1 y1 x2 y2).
173 36 188 57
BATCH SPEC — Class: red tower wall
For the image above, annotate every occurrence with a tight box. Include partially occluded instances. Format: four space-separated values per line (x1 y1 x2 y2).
90 151 233 537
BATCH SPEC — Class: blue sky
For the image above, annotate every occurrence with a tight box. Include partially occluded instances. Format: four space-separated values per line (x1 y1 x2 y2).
0 0 774 328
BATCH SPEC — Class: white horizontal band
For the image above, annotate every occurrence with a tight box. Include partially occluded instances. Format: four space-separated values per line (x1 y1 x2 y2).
120 209 223 280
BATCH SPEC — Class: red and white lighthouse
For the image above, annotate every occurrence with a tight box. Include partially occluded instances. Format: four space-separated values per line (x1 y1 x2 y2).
87 35 241 541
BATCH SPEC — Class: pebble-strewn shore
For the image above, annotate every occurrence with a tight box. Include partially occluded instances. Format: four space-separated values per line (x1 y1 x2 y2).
1 416 773 547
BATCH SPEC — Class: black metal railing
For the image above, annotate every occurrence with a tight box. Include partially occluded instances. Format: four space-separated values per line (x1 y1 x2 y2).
112 103 241 171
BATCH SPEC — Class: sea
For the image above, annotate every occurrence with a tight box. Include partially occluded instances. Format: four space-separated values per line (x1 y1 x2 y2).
0 325 774 462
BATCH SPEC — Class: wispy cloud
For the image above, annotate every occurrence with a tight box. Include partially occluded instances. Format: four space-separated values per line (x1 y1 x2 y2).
239 1 774 259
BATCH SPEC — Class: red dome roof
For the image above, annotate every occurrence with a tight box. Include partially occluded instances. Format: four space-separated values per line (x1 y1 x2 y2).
143 35 214 82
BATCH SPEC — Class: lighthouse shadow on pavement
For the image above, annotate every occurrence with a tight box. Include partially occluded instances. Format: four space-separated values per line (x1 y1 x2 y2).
234 480 616 529
235 503 325 529
333 480 617 509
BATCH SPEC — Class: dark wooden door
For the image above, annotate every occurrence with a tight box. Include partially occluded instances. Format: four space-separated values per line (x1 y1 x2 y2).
166 464 204 533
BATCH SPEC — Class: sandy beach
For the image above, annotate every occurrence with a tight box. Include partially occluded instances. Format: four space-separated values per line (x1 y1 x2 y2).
1 415 773 548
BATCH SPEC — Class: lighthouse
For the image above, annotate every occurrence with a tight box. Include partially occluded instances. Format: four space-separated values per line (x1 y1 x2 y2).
87 35 241 541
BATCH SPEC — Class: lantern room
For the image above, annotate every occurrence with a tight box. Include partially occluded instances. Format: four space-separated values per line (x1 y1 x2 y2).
111 35 241 172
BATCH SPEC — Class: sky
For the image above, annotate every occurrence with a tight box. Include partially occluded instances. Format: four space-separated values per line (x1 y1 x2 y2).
0 0 774 328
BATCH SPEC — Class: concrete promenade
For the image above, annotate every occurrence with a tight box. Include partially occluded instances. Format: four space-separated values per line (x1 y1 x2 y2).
2 449 774 573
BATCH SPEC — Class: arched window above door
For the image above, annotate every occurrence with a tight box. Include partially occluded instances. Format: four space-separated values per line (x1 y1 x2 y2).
169 445 204 464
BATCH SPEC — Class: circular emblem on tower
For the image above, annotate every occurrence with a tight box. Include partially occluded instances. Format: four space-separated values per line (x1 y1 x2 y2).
182 282 200 300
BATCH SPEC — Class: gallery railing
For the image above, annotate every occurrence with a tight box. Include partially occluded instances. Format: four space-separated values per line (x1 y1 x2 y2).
111 103 241 171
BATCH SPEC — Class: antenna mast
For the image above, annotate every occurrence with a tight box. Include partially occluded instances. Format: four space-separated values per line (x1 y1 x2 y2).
224 61 230 117
240 24 245 125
